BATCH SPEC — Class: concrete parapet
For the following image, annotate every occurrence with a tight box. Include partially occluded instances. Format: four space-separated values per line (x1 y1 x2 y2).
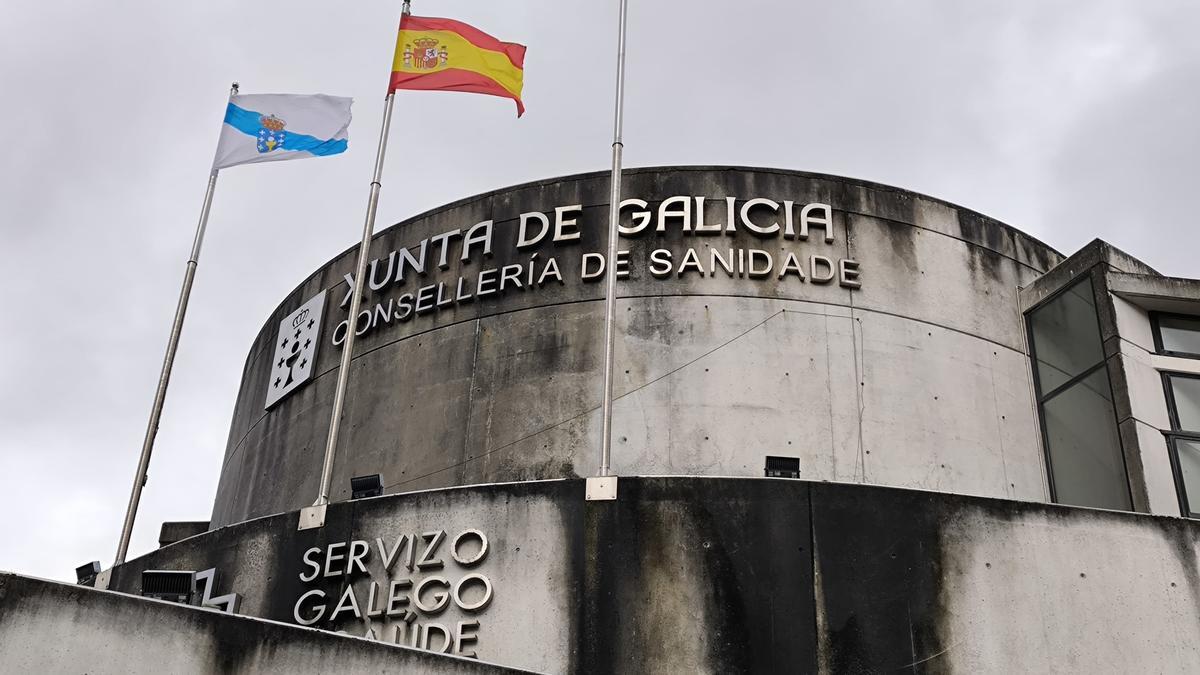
112 477 1200 673
0 572 531 674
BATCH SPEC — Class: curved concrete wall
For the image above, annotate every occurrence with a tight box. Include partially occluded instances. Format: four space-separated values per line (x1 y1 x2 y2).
116 478 1200 674
0 574 525 674
213 167 1063 527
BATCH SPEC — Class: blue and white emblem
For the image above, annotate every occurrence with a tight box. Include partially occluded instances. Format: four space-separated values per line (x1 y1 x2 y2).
264 290 326 409
256 114 287 154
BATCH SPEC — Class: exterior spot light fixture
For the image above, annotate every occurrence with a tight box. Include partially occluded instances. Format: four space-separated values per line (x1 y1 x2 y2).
75 561 101 586
765 456 801 479
351 474 384 500
141 570 196 604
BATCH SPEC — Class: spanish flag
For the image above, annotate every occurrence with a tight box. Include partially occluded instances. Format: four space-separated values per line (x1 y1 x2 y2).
390 15 526 117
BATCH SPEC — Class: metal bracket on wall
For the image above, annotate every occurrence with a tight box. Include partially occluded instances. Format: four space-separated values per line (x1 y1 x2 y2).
585 476 618 501
93 568 111 591
298 503 327 530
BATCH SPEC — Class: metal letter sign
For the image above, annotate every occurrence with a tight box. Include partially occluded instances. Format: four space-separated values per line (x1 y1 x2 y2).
264 291 326 409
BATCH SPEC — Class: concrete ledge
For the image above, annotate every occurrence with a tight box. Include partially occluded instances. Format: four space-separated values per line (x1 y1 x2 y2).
103 477 1200 673
1020 238 1159 311
0 572 532 674
159 521 211 548
1109 270 1200 315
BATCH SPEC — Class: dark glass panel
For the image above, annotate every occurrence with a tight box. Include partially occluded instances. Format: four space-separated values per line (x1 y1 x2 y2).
1158 315 1200 356
1029 278 1104 394
1043 368 1131 510
1169 375 1200 433
1176 438 1200 517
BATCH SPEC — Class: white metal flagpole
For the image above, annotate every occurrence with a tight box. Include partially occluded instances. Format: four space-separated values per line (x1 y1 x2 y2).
114 82 239 565
300 2 406 529
588 0 630 502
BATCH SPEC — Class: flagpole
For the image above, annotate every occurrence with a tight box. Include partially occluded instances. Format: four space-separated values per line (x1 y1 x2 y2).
114 82 239 565
592 0 630 496
301 4 405 529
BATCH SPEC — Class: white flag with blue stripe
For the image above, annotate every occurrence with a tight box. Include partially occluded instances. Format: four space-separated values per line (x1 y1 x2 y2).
213 93 352 170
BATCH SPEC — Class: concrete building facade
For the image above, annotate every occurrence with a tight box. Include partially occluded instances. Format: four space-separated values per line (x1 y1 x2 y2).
212 166 1064 526
6 166 1200 673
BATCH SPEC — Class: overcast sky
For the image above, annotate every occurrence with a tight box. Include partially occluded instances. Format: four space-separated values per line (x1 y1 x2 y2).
1 0 1197 581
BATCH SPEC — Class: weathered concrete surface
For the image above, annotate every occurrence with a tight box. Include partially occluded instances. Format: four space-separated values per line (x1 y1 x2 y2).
808 482 1200 673
1105 269 1200 517
1020 238 1158 312
116 478 1200 674
1109 289 1180 516
938 505 1200 672
1109 269 1200 315
0 572 531 674
1020 240 1200 517
159 520 210 547
212 167 1064 527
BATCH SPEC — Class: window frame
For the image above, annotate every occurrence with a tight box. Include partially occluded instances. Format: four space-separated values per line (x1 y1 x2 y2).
1164 435 1200 519
1026 276 1132 508
1028 277 1105 396
1151 311 1200 360
1161 370 1200 518
1163 371 1200 434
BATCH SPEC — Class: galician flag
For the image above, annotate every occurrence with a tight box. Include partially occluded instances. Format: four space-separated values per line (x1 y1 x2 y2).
213 93 352 170
390 15 526 116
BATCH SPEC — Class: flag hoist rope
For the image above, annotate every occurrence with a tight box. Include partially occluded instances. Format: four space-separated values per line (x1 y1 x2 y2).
598 0 630 480
115 83 239 565
308 1 407 518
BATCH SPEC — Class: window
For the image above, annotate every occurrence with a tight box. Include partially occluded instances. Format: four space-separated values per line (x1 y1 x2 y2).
1029 280 1106 393
1041 369 1129 509
1027 277 1132 510
1153 313 1200 359
1151 311 1200 518
1171 439 1200 518
1168 374 1200 431
1163 372 1200 518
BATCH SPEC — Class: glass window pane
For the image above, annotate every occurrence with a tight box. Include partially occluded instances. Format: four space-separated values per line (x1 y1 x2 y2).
1176 439 1200 517
1029 278 1104 394
1169 375 1200 432
1043 368 1130 510
1158 315 1200 356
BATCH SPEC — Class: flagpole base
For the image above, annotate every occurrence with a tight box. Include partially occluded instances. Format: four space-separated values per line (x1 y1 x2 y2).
298 504 327 530
585 475 618 501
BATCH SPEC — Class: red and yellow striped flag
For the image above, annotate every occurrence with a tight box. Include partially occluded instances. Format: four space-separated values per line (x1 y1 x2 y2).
390 15 526 117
